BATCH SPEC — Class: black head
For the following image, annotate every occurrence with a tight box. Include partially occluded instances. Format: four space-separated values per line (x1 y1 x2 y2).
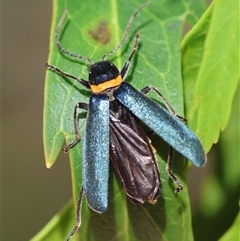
88 61 120 85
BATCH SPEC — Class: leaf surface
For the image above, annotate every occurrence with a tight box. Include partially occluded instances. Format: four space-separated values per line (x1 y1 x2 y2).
41 0 207 240
181 0 239 152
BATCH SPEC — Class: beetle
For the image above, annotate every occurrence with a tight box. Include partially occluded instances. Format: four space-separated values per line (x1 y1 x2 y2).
45 2 207 240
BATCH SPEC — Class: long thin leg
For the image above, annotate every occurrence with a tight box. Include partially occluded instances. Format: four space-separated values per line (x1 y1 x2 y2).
63 102 89 153
166 147 183 193
141 85 186 123
141 86 185 193
55 10 93 65
65 186 84 241
121 31 140 80
46 63 90 89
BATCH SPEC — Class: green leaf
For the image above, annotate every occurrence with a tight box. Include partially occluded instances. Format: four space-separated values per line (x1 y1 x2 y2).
42 0 207 240
218 212 240 241
181 0 239 152
192 85 240 241
30 201 75 241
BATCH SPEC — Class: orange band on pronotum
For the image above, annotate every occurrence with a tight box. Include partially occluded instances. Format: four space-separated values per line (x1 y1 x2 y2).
90 75 123 93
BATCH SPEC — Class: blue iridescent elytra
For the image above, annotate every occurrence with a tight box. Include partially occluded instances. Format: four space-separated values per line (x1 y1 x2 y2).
45 2 207 240
83 94 109 212
114 82 206 167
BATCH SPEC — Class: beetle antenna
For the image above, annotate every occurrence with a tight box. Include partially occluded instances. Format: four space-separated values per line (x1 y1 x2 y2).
102 1 149 60
55 9 94 65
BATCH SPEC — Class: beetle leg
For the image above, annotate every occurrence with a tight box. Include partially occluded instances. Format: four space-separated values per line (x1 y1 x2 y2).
166 146 183 193
141 85 186 123
63 102 89 153
65 186 84 241
121 31 140 80
141 85 185 192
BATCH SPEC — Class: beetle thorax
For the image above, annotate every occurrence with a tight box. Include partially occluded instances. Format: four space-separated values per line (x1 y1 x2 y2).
89 61 123 95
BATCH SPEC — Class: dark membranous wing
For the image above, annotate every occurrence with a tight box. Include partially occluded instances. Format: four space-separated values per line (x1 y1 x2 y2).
109 100 161 204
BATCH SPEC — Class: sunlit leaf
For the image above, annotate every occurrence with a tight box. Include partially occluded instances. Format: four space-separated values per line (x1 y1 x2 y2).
181 0 239 152
41 0 208 240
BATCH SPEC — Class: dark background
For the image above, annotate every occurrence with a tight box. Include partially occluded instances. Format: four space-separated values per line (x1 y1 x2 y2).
2 1 212 241
3 1 72 240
